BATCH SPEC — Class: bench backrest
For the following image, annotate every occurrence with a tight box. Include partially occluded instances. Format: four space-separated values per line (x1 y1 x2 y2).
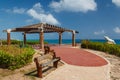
34 50 56 64
37 54 53 61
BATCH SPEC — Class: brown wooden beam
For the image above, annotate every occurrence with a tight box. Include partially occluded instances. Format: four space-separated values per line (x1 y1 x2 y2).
5 23 79 34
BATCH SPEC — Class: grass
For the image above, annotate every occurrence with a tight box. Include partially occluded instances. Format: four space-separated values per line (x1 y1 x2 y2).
0 45 35 70
0 45 29 56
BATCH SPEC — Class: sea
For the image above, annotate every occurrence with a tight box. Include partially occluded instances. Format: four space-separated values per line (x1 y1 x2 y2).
30 39 120 44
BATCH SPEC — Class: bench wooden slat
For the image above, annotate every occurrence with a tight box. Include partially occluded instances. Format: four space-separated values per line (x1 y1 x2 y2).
37 54 53 61
41 58 59 67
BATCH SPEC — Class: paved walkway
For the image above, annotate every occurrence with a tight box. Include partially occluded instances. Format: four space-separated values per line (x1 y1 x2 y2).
42 64 110 80
51 45 108 66
42 45 110 80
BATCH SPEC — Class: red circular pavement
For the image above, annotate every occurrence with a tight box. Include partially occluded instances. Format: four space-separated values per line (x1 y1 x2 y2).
51 46 108 67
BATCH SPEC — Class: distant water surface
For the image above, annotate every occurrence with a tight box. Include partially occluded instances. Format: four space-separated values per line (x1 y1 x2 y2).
27 39 120 44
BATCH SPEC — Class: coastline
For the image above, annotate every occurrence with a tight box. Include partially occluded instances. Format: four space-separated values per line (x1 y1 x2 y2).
27 39 120 44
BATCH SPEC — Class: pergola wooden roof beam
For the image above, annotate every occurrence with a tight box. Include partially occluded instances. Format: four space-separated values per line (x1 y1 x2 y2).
3 23 79 48
4 23 79 33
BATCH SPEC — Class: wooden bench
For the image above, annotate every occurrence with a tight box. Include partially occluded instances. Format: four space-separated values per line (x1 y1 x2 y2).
44 46 50 54
34 51 60 78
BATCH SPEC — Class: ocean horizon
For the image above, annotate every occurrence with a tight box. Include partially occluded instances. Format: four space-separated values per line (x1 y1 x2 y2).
27 39 120 44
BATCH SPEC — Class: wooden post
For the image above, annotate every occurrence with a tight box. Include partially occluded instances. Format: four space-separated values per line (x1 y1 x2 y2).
7 29 11 45
72 30 76 47
39 26 44 49
34 58 42 78
59 32 62 45
39 32 44 49
23 32 26 45
53 60 59 68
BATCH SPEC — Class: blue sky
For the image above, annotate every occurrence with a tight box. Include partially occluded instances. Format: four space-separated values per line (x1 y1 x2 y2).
1 0 120 40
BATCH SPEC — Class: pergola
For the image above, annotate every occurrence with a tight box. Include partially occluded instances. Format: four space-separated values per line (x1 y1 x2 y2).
3 23 79 49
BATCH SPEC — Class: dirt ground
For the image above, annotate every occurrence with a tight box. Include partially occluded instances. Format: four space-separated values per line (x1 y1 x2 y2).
0 50 64 80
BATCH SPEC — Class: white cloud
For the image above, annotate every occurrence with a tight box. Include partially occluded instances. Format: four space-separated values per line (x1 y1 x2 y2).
13 7 26 14
113 27 120 33
32 3 44 13
49 0 97 12
27 3 60 25
112 0 120 7
26 19 34 23
94 30 105 35
5 9 11 13
5 7 25 14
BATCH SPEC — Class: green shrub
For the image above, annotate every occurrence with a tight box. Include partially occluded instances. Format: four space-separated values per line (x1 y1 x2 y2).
81 40 120 57
0 45 35 70
1 40 48 45
2 40 21 45
26 40 48 45
81 40 90 48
